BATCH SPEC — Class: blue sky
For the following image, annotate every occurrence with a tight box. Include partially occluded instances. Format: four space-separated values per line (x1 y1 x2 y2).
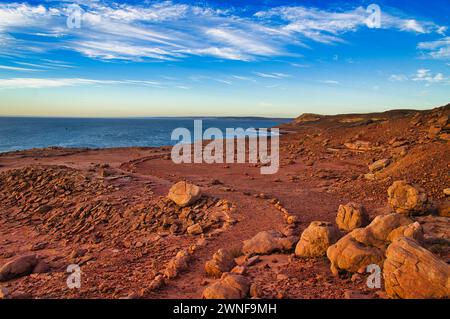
0 0 449 117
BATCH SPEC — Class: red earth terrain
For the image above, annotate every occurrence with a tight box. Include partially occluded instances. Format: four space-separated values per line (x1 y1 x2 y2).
0 104 448 299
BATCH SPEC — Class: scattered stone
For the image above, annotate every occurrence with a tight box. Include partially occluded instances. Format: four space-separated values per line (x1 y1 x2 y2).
167 181 201 207
286 215 298 224
364 173 376 180
384 237 450 299
368 158 390 173
387 180 428 215
187 223 203 235
31 241 48 251
242 230 296 256
344 141 375 151
163 250 190 279
246 256 260 267
0 255 39 282
148 275 165 291
249 283 261 298
231 265 246 275
336 202 369 232
444 188 450 196
276 273 288 281
205 249 236 278
295 221 340 258
202 273 250 299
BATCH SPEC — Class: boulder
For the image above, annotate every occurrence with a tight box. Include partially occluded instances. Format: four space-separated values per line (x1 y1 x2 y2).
0 255 39 282
387 181 428 215
167 181 201 207
351 213 414 248
386 222 424 243
163 250 190 279
242 230 296 256
336 203 369 231
327 213 415 274
327 234 384 275
368 159 390 173
384 237 450 299
205 249 236 278
202 273 250 299
295 221 340 257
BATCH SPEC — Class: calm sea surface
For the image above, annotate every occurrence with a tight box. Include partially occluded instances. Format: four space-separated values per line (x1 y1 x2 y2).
0 117 290 153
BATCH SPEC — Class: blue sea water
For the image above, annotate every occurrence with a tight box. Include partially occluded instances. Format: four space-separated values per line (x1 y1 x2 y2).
0 117 290 153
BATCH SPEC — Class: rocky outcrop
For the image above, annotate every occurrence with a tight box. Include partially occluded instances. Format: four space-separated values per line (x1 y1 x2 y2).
205 249 236 278
202 273 250 299
295 221 340 257
242 230 297 256
387 181 428 215
167 181 201 207
336 202 369 231
384 237 450 299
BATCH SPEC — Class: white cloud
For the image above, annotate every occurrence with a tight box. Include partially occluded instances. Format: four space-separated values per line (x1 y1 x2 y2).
72 41 180 61
0 1 447 63
389 74 408 82
0 77 166 89
0 65 40 72
412 69 446 84
0 78 120 89
417 37 450 60
254 72 290 79
320 80 340 85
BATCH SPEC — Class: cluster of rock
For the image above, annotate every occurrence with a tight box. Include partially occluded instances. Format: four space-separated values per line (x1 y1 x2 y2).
1 174 234 244
325 180 449 298
428 113 449 141
122 184 235 237
0 165 106 219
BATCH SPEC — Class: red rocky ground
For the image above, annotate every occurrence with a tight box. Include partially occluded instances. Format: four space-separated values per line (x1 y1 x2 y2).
0 104 448 299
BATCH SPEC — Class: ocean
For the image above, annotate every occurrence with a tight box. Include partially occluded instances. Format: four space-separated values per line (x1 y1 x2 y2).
0 117 291 153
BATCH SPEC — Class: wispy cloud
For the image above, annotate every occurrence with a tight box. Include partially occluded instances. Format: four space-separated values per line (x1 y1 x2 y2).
0 1 447 63
254 72 291 79
412 69 446 84
417 37 450 60
0 65 40 72
389 74 408 82
319 80 340 85
0 77 165 89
